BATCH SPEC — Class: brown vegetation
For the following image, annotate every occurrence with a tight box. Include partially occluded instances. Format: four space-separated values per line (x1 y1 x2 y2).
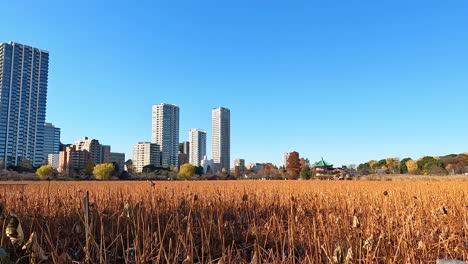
0 181 466 263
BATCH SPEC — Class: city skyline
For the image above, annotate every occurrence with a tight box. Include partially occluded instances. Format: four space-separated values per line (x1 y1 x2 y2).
2 1 468 167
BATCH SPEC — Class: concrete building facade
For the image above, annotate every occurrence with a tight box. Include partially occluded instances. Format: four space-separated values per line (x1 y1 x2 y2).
74 137 102 165
132 142 161 173
189 129 206 167
212 107 231 172
47 153 60 169
152 104 179 167
58 145 89 174
0 42 49 168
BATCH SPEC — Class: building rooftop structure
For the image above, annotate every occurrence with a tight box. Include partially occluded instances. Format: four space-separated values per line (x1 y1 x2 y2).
312 158 333 168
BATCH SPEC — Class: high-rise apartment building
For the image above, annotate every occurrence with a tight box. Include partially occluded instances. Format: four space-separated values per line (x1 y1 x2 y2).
43 123 60 160
101 145 111 163
48 153 60 169
189 129 206 167
212 107 231 172
152 103 179 167
234 158 246 175
178 141 189 166
0 42 49 167
74 137 102 165
58 145 90 174
132 142 161 173
179 142 189 155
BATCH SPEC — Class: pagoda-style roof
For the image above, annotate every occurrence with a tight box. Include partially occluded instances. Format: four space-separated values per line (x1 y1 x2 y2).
312 157 333 167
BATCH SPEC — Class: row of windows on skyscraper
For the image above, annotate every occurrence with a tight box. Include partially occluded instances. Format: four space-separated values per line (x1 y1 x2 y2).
0 42 62 168
132 104 230 173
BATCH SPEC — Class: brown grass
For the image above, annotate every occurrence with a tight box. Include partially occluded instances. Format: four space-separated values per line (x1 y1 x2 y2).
0 180 467 263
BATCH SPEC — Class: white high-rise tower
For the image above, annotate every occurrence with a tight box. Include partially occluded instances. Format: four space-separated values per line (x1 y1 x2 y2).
189 129 206 167
211 107 230 172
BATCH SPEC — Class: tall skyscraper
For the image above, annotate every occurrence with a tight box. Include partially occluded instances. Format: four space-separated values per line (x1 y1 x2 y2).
0 42 49 168
189 129 206 167
212 107 231 172
152 103 179 167
43 123 60 160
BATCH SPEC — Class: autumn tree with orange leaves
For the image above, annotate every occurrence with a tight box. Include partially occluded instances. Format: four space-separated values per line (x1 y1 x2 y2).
286 151 301 180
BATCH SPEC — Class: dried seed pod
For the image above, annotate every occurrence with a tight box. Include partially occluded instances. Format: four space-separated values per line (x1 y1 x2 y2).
345 247 353 264
363 236 374 252
332 245 343 264
72 222 82 234
352 216 360 228
6 213 24 245
121 203 131 218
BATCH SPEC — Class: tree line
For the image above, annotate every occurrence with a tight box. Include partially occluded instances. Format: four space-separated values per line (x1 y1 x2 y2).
357 153 468 175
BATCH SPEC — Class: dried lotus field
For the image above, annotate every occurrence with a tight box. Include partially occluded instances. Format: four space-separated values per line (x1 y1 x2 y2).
0 180 467 263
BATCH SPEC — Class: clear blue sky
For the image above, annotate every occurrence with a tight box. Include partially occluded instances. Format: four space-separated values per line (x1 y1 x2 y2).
2 0 468 167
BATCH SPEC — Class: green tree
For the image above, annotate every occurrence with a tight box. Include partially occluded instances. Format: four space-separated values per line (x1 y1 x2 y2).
357 163 371 175
178 163 195 180
300 166 311 180
18 159 34 173
36 165 54 180
399 158 412 174
143 164 158 173
368 160 378 173
406 160 419 174
376 159 387 170
417 156 446 175
194 166 204 176
125 159 134 174
386 157 399 174
85 159 95 175
93 163 115 180
111 162 120 176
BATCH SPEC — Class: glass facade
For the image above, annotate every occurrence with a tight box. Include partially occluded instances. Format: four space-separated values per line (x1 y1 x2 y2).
0 42 49 168
152 104 179 167
43 122 60 161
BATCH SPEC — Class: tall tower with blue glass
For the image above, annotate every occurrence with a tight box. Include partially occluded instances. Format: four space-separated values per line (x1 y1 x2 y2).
0 42 49 168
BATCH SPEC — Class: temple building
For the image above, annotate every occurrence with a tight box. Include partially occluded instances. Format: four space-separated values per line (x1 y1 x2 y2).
312 158 334 176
